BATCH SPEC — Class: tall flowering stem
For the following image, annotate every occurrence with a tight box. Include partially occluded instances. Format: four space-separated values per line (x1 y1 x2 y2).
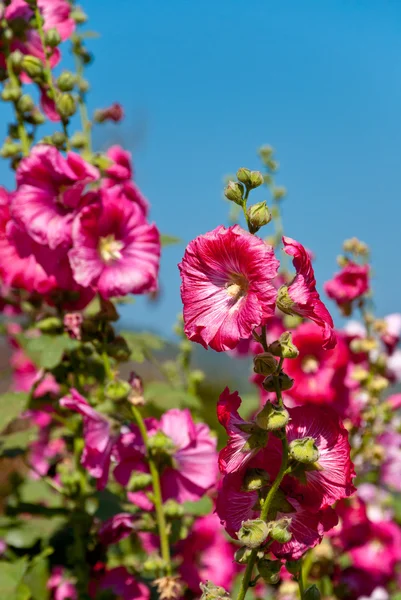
130 404 172 576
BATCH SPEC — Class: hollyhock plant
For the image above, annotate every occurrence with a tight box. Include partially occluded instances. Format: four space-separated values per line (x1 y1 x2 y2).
60 389 116 490
278 236 336 350
98 513 137 546
179 225 279 352
324 261 369 309
11 145 99 249
103 145 149 215
380 313 401 354
68 187 160 299
48 567 77 600
349 520 401 579
90 566 150 600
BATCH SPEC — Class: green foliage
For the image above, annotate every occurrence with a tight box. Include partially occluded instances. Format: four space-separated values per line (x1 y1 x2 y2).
122 331 166 363
144 381 201 410
16 334 80 369
0 559 29 599
0 393 29 433
160 234 182 247
183 495 213 516
0 427 38 458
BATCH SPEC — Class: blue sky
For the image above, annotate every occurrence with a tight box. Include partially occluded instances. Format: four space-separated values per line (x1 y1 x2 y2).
2 0 401 337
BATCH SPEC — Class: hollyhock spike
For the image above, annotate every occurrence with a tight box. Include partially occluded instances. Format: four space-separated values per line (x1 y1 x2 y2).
179 225 279 352
324 261 369 309
280 236 336 350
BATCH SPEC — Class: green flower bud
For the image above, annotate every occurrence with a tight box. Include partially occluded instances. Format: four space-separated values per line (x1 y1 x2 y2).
105 379 131 402
9 50 23 74
234 547 252 564
71 7 88 24
237 518 269 549
147 431 176 456
269 332 299 359
241 468 269 491
1 84 21 102
57 71 76 92
256 558 281 584
200 582 230 600
35 316 63 333
289 437 320 464
253 352 278 376
51 131 66 149
106 336 131 362
44 28 61 48
70 132 87 149
262 372 294 392
236 168 264 189
17 94 34 113
367 374 389 394
224 181 244 205
143 554 167 573
0 141 21 158
26 108 45 125
268 517 292 544
304 584 321 600
276 285 295 316
255 402 289 431
21 55 44 80
56 93 76 119
247 201 271 233
163 499 184 518
128 471 153 492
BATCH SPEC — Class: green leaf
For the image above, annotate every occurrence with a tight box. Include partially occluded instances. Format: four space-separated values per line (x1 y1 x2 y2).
0 427 38 458
15 583 31 600
144 381 201 410
0 393 29 434
122 331 166 363
183 495 213 516
16 334 80 369
161 234 182 247
4 517 65 548
0 559 29 597
23 557 50 600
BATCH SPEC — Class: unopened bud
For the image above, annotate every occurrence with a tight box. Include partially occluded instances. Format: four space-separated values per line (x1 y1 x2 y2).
128 471 153 492
17 94 34 113
9 50 23 73
350 337 377 354
237 519 269 549
224 180 244 205
57 71 76 92
273 186 286 201
200 582 230 600
285 559 301 576
289 437 320 464
256 558 281 584
276 285 294 316
241 468 269 491
147 431 175 456
247 201 271 233
237 168 264 189
44 28 61 47
128 371 144 405
21 55 43 80
262 372 294 392
255 402 289 431
56 93 76 119
163 499 184 518
253 352 278 376
51 131 66 148
258 145 273 162
105 379 131 402
69 132 86 149
0 141 21 158
143 554 167 573
268 517 292 544
304 584 321 600
71 7 88 24
35 316 63 333
27 108 45 125
269 331 299 359
1 84 21 102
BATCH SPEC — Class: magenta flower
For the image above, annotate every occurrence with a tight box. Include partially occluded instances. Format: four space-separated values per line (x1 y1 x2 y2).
92 567 149 600
68 187 160 299
103 145 149 215
217 387 267 474
95 103 125 123
324 261 369 308
178 513 237 592
60 389 115 490
48 566 77 600
349 520 401 579
179 225 279 352
11 145 99 249
281 236 336 350
98 513 137 546
378 431 401 492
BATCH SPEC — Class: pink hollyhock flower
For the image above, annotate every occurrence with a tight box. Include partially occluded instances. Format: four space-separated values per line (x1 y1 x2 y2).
12 145 99 249
324 261 369 308
217 387 268 474
386 393 401 410
349 520 401 579
178 513 237 592
381 313 401 355
98 513 137 546
280 237 336 350
60 389 115 490
387 349 401 383
103 145 149 215
48 566 77 600
378 430 401 492
284 322 349 407
3 0 75 74
179 225 279 352
338 568 382 600
68 187 160 299
29 431 65 478
90 566 149 600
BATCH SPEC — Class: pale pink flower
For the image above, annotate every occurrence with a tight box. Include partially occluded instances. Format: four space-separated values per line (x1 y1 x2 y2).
68 187 160 299
179 225 279 352
12 145 99 249
324 261 369 308
281 236 336 349
381 313 401 355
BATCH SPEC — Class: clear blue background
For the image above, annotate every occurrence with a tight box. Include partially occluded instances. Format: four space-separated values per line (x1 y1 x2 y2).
2 0 401 337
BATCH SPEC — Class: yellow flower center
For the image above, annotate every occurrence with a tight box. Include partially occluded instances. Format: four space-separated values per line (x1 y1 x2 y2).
99 234 124 264
226 274 249 300
302 356 319 374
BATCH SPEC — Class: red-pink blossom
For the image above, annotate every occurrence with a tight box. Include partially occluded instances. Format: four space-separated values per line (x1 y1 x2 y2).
178 513 237 592
217 387 267 474
98 513 137 546
60 389 115 490
90 566 149 600
281 236 336 350
68 187 160 299
179 225 279 352
381 313 401 355
48 566 77 600
349 520 401 579
12 145 99 249
103 145 149 215
324 261 369 308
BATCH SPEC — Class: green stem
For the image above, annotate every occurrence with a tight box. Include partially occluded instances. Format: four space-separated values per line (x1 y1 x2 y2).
298 557 305 599
5 55 30 156
131 404 172 575
236 436 290 600
74 54 92 157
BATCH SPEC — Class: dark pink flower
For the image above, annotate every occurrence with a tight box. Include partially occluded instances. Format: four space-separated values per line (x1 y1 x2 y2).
324 261 369 308
12 145 99 249
386 393 401 410
98 513 137 546
103 146 149 215
178 513 237 592
179 225 279 352
60 389 115 490
280 236 336 350
95 103 125 123
349 520 401 578
48 566 77 600
217 387 267 474
68 187 160 299
90 566 149 600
